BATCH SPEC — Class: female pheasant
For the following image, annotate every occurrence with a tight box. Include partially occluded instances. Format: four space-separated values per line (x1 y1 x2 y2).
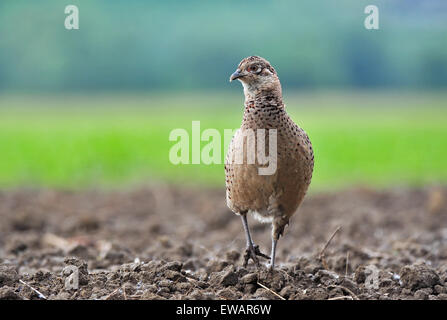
226 56 314 269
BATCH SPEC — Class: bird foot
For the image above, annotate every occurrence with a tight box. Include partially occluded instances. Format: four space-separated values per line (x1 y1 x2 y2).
243 244 270 268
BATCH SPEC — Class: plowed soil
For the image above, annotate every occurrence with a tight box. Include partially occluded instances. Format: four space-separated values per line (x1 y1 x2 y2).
1 185 447 300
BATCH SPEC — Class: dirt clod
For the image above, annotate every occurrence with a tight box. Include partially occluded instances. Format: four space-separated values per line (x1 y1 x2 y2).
241 273 258 284
0 266 19 287
400 263 441 291
218 267 239 287
0 286 22 300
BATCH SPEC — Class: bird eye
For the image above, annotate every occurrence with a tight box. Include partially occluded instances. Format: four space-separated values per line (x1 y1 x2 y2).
248 65 259 73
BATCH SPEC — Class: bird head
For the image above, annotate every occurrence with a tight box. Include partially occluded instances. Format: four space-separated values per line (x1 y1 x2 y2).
229 56 280 95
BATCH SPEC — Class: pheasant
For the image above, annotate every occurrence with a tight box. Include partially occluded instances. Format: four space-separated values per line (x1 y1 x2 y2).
225 56 314 269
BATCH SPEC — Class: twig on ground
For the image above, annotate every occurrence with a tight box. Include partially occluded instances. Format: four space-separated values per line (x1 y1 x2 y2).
345 251 350 277
319 226 342 259
257 282 286 300
318 226 342 269
335 285 359 300
19 279 47 300
328 295 353 300
104 287 121 300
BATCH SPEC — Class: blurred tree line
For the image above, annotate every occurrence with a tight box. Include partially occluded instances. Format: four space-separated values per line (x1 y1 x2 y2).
0 0 446 92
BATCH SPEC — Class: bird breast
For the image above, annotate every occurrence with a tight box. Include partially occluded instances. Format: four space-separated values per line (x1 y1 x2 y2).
225 103 314 221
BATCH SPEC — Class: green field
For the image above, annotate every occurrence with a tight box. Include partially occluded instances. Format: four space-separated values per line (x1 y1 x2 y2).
0 92 446 191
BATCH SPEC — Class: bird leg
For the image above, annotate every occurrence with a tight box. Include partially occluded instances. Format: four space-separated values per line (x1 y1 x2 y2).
240 214 270 267
269 237 278 270
269 218 288 270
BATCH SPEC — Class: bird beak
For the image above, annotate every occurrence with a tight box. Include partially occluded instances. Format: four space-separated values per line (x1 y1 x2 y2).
229 69 243 82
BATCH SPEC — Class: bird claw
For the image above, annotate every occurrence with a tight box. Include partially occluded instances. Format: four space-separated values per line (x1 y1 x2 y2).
243 244 270 268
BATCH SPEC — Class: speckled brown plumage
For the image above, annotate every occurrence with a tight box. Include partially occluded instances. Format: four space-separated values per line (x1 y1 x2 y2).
226 56 314 269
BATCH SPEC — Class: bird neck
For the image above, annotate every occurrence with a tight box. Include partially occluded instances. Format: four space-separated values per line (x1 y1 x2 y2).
241 88 285 129
243 88 284 112
242 77 283 108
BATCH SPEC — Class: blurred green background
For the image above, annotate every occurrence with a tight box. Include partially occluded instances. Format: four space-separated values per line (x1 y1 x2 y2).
0 0 446 190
